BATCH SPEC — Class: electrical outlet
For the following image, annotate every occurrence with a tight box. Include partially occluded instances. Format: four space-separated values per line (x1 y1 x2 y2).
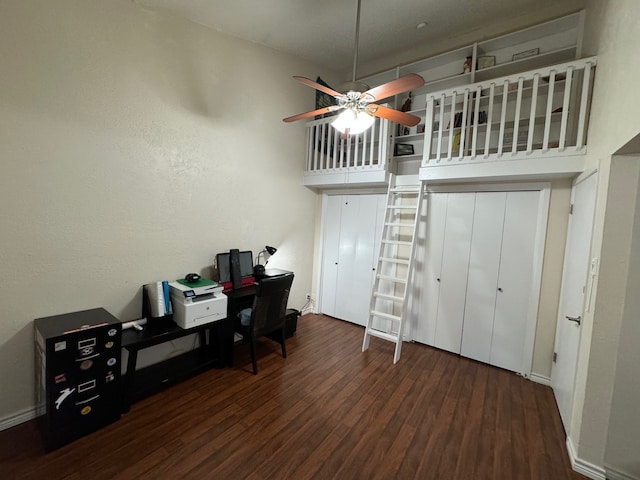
305 293 311 301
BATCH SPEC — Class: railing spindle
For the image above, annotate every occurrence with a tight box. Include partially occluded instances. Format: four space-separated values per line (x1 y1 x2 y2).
459 90 469 160
498 80 509 156
543 70 556 152
512 77 524 155
527 74 540 153
576 62 593 149
447 91 457 161
471 85 482 159
484 83 495 158
559 66 574 152
306 125 312 171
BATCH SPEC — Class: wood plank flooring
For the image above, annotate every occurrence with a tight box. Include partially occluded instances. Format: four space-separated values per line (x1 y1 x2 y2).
0 314 586 479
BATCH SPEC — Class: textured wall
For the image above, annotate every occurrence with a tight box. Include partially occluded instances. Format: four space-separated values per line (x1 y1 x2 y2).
568 0 640 471
0 0 326 421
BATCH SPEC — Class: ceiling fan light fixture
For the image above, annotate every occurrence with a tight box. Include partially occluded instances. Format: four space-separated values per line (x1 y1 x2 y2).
331 108 375 134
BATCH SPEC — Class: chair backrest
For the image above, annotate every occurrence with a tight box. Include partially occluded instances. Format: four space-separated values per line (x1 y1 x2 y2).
250 273 294 337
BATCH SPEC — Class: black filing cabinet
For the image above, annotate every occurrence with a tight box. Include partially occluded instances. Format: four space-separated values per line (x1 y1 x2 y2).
34 308 122 450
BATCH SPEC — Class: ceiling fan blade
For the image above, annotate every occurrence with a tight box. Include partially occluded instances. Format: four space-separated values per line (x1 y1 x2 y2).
369 104 421 127
283 106 338 123
293 76 343 98
362 73 425 101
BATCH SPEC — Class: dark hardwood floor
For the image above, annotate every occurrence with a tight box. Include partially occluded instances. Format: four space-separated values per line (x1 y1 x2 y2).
1 314 585 479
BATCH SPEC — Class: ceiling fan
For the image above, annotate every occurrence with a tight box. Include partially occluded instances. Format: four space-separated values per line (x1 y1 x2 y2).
283 0 425 134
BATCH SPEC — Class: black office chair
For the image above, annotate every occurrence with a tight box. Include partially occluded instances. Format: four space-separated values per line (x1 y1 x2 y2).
235 273 294 374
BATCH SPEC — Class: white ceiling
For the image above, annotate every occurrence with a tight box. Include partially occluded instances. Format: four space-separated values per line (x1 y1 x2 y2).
134 0 585 74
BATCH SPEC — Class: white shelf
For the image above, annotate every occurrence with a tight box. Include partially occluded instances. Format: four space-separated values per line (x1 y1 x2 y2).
475 46 577 82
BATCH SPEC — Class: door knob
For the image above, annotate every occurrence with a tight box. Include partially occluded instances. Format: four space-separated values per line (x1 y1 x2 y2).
565 315 581 325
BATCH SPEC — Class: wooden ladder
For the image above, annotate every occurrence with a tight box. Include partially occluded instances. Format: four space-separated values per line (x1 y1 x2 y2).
362 176 423 364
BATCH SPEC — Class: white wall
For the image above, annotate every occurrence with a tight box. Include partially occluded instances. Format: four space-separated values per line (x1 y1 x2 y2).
604 153 640 479
0 0 331 423
567 0 640 473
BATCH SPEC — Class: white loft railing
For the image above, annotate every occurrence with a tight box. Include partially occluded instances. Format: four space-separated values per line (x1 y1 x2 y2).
423 57 597 165
304 115 391 175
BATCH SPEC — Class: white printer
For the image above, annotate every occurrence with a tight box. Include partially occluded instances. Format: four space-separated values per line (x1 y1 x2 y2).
169 279 227 329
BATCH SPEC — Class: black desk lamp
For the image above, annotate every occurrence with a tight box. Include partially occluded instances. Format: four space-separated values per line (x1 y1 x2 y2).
254 245 277 276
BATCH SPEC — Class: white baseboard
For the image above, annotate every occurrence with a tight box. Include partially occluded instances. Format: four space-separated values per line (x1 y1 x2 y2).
566 436 606 480
605 466 640 480
529 373 551 386
0 406 39 432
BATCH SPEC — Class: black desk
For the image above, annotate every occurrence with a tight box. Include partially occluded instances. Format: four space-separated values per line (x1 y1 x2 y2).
223 269 294 366
120 317 226 412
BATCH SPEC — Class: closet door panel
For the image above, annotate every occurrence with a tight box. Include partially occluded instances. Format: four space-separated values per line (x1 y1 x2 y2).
413 192 448 346
491 191 539 371
460 192 506 363
320 195 343 318
434 193 475 354
335 194 381 326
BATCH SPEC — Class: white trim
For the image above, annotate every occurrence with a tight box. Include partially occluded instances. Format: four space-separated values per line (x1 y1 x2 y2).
605 466 640 480
0 406 39 431
566 436 606 480
573 167 599 186
529 373 551 386
521 185 551 375
423 181 551 193
315 193 331 315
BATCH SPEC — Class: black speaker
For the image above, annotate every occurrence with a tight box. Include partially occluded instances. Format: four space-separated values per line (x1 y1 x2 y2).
230 248 242 290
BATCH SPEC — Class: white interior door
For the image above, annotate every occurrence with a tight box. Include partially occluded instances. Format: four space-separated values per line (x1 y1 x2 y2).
434 193 475 354
552 173 598 433
491 191 540 372
320 195 343 318
412 192 448 346
460 192 506 363
325 194 384 326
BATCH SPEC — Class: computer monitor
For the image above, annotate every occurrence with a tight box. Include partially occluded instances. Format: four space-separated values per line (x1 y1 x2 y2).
216 251 253 283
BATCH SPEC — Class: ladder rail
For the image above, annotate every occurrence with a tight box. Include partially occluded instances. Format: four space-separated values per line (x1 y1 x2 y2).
362 174 424 364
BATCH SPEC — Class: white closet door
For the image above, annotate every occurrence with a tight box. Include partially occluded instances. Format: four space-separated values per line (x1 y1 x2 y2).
460 192 507 363
320 195 343 318
491 191 539 372
334 194 383 326
433 193 475 354
413 192 448 346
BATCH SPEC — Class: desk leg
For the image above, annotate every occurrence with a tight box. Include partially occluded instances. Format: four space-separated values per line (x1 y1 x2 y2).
122 347 138 414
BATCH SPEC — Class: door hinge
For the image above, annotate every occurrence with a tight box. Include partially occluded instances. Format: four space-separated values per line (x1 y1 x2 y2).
553 352 557 363
569 203 574 215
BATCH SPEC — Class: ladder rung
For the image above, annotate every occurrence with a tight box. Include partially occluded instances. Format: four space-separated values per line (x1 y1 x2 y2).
379 257 410 265
373 292 404 302
371 311 401 322
384 222 414 227
376 274 407 283
382 240 412 246
390 187 421 193
388 205 418 210
365 328 400 343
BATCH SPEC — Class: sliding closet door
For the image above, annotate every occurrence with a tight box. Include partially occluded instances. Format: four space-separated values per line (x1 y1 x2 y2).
412 192 447 346
320 195 343 318
433 193 475 354
491 191 539 372
460 192 507 363
334 194 384 326
320 194 385 327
